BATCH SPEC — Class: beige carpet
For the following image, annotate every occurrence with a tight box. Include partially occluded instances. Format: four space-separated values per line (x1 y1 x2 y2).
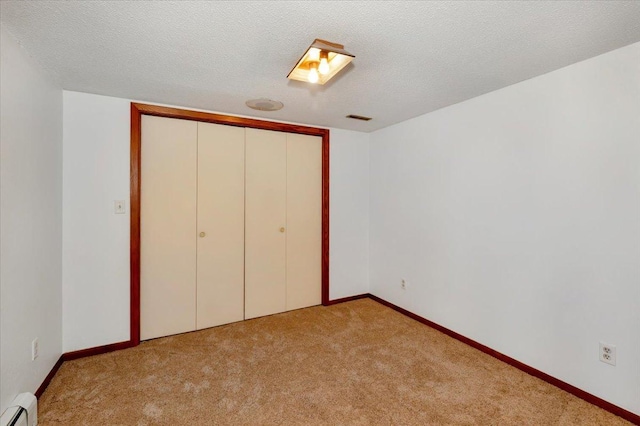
39 299 630 425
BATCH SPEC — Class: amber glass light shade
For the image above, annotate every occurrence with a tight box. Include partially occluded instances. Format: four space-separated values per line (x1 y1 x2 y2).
287 39 355 85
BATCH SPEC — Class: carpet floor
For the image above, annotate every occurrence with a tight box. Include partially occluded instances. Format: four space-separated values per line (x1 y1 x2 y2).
39 299 630 425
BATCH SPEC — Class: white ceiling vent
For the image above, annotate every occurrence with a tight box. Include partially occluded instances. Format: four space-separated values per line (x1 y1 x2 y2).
346 114 372 121
246 99 284 112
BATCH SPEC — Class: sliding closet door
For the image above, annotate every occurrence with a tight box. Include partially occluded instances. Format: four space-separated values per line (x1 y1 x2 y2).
286 134 322 310
140 116 197 340
196 123 245 329
245 128 287 319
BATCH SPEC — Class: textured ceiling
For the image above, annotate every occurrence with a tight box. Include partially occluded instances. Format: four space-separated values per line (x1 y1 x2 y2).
2 1 640 132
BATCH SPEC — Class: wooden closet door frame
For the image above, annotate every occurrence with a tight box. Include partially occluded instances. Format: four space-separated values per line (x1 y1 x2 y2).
130 102 330 345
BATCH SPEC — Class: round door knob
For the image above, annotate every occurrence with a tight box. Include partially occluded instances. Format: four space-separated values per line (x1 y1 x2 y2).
279 227 285 233
199 232 206 238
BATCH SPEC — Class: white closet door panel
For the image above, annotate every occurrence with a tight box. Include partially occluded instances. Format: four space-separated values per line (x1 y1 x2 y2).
286 134 322 310
245 128 287 319
196 122 245 329
141 116 197 340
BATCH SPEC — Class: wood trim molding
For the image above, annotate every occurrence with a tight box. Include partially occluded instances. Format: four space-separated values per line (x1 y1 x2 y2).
34 355 63 398
324 293 368 306
130 103 331 345
132 103 329 136
35 342 134 397
130 104 142 346
321 137 330 305
366 294 640 425
63 341 136 362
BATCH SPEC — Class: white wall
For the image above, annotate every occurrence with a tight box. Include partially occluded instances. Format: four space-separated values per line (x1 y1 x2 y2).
62 91 370 352
0 28 63 412
369 42 640 414
62 93 131 351
329 129 370 299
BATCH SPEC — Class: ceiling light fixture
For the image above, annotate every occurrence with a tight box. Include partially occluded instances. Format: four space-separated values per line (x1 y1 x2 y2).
287 39 355 85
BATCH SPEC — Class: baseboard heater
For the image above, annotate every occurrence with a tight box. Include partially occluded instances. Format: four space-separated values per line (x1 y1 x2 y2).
0 393 37 426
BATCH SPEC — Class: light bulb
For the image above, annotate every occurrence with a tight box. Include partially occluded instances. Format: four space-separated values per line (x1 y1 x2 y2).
319 57 330 75
307 48 321 62
308 63 319 83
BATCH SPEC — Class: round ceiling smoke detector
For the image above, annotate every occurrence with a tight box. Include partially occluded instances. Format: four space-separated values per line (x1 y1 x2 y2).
245 98 284 112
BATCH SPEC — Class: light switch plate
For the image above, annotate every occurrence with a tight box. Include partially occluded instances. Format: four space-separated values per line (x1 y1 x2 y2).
31 338 38 361
114 200 126 214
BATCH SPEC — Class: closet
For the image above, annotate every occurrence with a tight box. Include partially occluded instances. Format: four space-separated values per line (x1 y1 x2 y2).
140 115 321 341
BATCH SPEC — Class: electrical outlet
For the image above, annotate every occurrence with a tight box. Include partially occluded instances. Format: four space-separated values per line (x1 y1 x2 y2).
599 342 616 366
31 338 38 361
401 279 407 290
114 200 126 214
